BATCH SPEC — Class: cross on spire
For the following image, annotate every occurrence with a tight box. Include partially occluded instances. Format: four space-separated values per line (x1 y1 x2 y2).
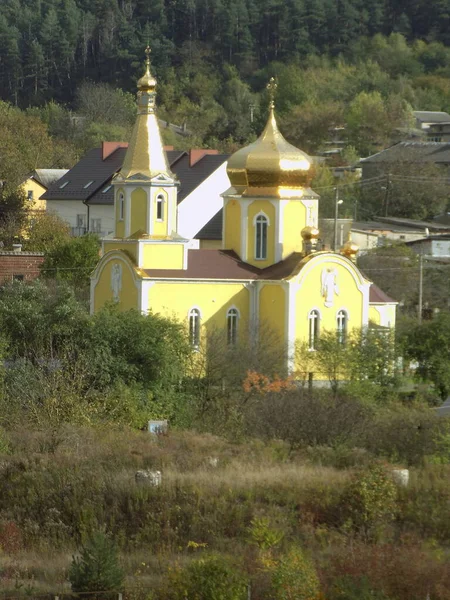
145 46 151 66
267 77 278 109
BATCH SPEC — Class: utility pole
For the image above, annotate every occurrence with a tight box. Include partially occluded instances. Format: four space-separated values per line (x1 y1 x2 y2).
418 252 423 324
384 175 391 217
333 187 342 251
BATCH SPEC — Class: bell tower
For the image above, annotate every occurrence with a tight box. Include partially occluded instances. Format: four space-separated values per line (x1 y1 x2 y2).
113 47 178 240
223 78 318 268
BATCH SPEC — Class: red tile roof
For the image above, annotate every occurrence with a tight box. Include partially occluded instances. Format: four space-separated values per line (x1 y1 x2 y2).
369 284 396 303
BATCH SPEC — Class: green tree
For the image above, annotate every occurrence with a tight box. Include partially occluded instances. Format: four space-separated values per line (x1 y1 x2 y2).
69 531 124 597
404 312 450 399
23 211 70 253
41 234 100 288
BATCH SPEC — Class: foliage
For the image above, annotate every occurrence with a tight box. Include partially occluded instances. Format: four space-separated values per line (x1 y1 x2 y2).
404 311 450 398
23 211 70 253
69 530 124 596
340 463 397 539
270 547 321 600
41 234 100 288
166 555 247 600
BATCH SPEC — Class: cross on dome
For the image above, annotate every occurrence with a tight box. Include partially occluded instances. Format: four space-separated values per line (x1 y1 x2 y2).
267 77 278 109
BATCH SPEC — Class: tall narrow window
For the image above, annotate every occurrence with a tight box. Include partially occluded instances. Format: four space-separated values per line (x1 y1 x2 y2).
119 193 124 220
308 310 320 350
189 308 201 348
156 195 164 221
255 214 268 260
227 308 239 345
336 310 348 344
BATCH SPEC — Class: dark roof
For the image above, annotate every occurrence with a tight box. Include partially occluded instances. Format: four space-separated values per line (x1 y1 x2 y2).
195 210 223 240
375 216 450 231
352 220 425 233
32 169 68 189
171 154 229 202
414 111 450 123
42 146 226 207
360 141 450 164
406 235 450 243
369 284 395 303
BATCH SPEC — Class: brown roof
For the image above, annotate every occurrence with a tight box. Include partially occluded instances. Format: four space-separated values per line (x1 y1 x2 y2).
369 284 396 303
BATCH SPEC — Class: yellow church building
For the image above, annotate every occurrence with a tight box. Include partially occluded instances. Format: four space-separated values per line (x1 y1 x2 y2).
91 50 396 377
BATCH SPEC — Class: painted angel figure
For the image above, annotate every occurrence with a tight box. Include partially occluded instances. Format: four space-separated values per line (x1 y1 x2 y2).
321 267 339 307
111 263 122 302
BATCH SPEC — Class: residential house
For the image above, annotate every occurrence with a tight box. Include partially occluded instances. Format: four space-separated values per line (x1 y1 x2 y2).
414 111 450 142
42 142 229 247
406 235 450 259
22 169 68 212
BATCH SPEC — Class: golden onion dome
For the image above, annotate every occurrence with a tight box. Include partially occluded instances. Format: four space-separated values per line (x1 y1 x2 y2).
137 46 157 91
301 226 320 241
227 78 312 197
341 234 359 258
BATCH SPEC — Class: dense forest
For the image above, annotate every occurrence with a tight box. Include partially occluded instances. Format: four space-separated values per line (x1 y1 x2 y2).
3 1 450 221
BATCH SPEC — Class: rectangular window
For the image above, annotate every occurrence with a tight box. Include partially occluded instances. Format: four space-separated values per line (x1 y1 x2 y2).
76 214 86 228
156 197 164 221
90 218 101 233
84 181 94 189
13 274 24 282
27 190 34 201
255 216 268 260
59 181 69 189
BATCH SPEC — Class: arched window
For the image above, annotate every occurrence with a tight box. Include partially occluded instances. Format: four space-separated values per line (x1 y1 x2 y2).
188 308 201 348
255 214 268 260
119 193 125 220
227 308 239 345
156 194 164 221
308 310 320 350
336 310 348 344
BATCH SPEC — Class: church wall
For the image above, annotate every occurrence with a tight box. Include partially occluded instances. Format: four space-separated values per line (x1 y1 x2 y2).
103 241 138 263
92 256 139 313
130 188 147 235
142 243 185 269
294 259 365 343
247 200 276 267
199 239 222 249
282 200 307 257
369 305 396 328
258 283 286 348
148 282 250 334
223 200 241 254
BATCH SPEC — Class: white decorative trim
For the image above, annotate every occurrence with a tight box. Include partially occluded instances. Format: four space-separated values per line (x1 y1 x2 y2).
187 305 203 319
90 251 140 313
276 200 287 263
252 210 271 226
286 281 300 373
241 201 249 261
139 280 156 314
253 211 269 261
226 305 241 318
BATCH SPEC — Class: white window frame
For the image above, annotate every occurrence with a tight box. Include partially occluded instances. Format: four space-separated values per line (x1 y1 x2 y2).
76 214 86 228
188 307 201 349
118 193 125 221
90 218 102 233
308 309 320 350
156 194 165 221
254 212 269 260
227 307 239 345
336 309 348 345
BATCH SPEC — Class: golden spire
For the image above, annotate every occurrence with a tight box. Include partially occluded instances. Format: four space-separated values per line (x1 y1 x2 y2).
116 47 175 182
267 77 278 109
341 232 359 261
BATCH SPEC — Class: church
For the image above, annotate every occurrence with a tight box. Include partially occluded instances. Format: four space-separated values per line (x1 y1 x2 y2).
90 49 396 377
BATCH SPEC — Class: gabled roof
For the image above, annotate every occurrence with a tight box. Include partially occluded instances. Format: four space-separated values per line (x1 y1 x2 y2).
360 141 450 164
369 284 395 304
31 169 68 189
414 111 450 123
42 145 227 207
195 210 223 240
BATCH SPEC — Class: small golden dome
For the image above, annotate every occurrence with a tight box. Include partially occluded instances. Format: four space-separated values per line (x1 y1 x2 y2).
301 226 320 241
341 234 359 258
137 46 157 91
227 78 311 196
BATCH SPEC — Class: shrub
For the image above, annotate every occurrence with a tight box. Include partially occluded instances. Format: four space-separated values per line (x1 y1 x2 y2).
166 554 247 600
69 530 124 597
270 547 320 600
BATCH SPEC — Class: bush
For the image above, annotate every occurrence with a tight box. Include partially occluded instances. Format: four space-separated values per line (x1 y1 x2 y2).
165 554 247 600
69 530 124 597
270 547 320 600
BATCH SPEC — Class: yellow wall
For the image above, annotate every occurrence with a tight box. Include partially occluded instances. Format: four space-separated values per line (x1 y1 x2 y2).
115 187 125 238
283 201 306 258
153 189 168 236
247 200 276 267
103 241 138 263
22 179 47 211
142 243 184 269
93 257 139 313
130 188 147 235
223 200 241 254
149 282 250 336
200 239 222 249
258 283 286 346
294 259 364 343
